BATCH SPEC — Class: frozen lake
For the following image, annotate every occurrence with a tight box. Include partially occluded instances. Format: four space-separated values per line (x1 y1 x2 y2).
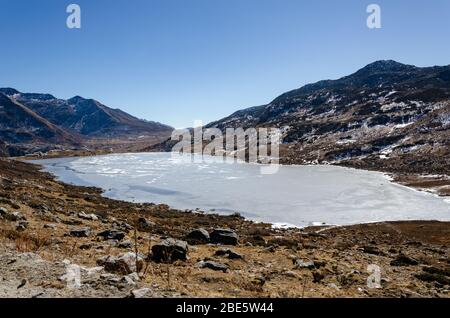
33 152 450 227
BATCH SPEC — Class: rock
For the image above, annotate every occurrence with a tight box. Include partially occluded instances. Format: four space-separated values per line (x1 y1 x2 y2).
415 267 450 285
79 243 93 250
44 224 56 230
16 221 28 232
129 288 152 298
210 228 239 245
121 275 136 285
97 229 126 241
186 228 210 244
362 245 385 256
78 212 99 221
294 259 316 269
137 217 155 231
112 220 133 232
197 260 228 272
284 271 299 278
151 238 188 263
100 273 121 284
17 279 27 289
117 240 132 249
0 207 8 217
214 248 243 260
312 270 325 283
121 272 140 286
69 227 91 237
251 275 266 287
0 208 27 222
390 254 419 266
97 252 144 275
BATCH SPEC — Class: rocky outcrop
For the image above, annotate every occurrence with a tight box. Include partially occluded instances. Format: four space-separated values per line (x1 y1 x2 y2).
185 228 210 244
151 238 188 263
210 229 239 245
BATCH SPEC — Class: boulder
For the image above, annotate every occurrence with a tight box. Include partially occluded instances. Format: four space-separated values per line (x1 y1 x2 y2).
97 252 144 275
0 207 8 218
294 259 316 269
151 238 188 263
97 229 126 241
210 228 239 245
78 212 99 221
197 260 228 272
69 227 91 237
117 240 132 249
16 221 28 232
390 254 419 266
129 288 153 298
137 217 155 231
186 228 210 244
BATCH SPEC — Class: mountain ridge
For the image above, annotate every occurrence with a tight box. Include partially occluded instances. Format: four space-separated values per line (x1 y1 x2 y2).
204 60 450 174
0 88 173 156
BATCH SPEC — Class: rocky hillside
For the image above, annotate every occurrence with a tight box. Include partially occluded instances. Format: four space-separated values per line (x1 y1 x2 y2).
206 60 450 174
0 88 173 156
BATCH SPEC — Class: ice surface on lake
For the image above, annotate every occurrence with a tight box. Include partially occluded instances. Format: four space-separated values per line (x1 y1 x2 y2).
33 153 450 227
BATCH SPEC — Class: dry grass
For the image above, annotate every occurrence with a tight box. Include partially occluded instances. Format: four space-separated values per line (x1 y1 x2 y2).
0 226 52 252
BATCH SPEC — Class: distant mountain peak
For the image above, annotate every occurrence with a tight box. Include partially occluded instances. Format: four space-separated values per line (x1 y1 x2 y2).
67 95 87 104
0 87 20 95
356 60 416 74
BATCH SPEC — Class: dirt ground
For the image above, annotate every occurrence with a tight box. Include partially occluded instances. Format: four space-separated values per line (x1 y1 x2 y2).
0 158 449 298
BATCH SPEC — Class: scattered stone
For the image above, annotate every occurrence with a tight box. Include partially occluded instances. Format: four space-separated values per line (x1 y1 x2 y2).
362 245 385 256
214 248 243 260
78 212 99 221
129 288 152 298
44 224 56 230
284 270 299 278
17 279 27 289
100 273 121 284
16 221 28 231
121 275 136 285
252 275 266 287
137 217 155 231
97 229 126 241
390 254 419 266
312 270 325 283
63 218 83 226
112 220 133 232
294 259 316 269
210 228 239 245
118 240 132 249
151 238 188 263
186 228 210 244
97 252 144 275
69 227 91 237
0 207 8 218
197 260 228 272
79 243 93 250
0 208 27 222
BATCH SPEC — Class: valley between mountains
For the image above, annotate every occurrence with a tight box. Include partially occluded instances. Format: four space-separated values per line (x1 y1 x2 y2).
0 60 449 298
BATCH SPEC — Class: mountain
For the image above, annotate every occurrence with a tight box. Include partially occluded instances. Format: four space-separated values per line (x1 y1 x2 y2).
1 90 173 138
0 93 82 155
0 88 173 156
205 60 450 174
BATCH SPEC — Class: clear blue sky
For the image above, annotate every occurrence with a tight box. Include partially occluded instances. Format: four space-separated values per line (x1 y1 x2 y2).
0 0 449 128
